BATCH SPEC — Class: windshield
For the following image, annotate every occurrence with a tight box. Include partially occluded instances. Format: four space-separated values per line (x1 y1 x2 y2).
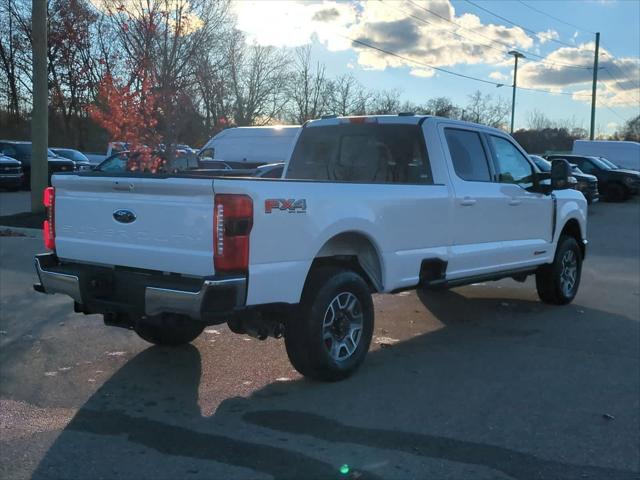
96 151 168 173
66 150 89 162
530 155 551 172
597 156 619 169
589 156 614 170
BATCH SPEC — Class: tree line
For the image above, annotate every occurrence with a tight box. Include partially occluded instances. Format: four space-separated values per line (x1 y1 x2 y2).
0 0 636 153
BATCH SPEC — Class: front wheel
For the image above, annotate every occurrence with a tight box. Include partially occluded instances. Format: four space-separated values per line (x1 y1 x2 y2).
134 314 204 346
285 267 374 381
536 235 582 305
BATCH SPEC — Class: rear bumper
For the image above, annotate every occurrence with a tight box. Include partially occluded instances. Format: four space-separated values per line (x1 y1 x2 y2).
34 253 246 322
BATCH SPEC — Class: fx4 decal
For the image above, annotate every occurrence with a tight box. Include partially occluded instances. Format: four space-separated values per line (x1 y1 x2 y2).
265 199 307 214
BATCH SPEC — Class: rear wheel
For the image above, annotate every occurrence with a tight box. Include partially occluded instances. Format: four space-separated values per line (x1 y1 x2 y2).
285 267 374 381
605 183 628 202
134 314 204 346
536 235 582 305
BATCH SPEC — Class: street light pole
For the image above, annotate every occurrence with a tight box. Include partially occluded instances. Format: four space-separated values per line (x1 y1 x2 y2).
589 32 600 140
31 0 48 213
508 50 525 134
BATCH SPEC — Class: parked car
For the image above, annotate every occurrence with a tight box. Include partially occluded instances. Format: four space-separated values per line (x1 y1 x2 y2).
573 140 640 171
0 141 76 188
545 154 640 202
199 125 300 169
95 150 170 173
34 115 587 381
0 153 23 190
253 162 285 178
50 148 93 171
530 155 599 204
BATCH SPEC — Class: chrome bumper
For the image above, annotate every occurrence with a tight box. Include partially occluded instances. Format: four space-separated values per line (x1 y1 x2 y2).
34 253 246 319
34 255 83 303
145 278 246 318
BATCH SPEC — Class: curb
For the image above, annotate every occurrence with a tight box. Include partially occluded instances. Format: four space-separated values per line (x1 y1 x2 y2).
0 226 42 238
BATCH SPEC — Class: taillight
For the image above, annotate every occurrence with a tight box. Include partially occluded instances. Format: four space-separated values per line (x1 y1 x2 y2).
43 186 55 250
214 194 253 273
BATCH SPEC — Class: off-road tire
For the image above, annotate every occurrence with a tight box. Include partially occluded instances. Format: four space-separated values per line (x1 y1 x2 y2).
285 267 374 381
536 235 582 305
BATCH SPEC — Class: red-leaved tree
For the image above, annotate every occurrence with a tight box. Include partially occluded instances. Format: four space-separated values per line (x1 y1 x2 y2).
88 73 165 172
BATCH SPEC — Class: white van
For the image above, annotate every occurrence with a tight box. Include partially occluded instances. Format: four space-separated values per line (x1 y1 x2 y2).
199 126 300 168
572 140 640 171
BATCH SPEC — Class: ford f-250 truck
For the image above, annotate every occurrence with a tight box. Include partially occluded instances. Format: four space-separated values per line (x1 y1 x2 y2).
34 115 587 381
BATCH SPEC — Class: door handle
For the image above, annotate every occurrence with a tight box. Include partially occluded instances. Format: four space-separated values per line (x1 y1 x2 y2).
460 196 476 206
509 198 522 206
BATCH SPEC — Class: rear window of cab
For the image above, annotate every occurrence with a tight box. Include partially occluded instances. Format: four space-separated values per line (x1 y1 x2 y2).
286 124 433 184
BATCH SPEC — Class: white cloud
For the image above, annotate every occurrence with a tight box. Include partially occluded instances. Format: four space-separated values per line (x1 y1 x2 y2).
536 29 560 45
518 43 640 107
232 1 357 50
489 71 509 81
231 0 639 107
233 0 535 73
410 68 436 78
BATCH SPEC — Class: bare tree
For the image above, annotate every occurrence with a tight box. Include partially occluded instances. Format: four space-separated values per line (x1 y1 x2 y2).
527 109 554 130
369 89 402 114
329 73 370 116
288 45 331 123
96 0 232 154
425 97 459 118
0 0 21 119
465 90 509 129
228 33 291 126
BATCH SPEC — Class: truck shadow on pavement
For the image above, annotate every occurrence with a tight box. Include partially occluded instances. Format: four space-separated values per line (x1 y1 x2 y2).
33 290 639 480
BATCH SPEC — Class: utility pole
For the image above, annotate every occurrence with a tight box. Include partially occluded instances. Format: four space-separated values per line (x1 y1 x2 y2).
590 32 600 140
31 0 47 213
508 50 525 134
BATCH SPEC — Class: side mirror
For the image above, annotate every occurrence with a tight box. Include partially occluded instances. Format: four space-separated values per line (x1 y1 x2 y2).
551 158 572 190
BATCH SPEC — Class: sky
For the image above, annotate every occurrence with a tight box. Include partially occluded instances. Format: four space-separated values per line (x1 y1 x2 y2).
232 0 640 134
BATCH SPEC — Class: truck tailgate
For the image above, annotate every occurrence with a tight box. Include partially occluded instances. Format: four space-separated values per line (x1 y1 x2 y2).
53 175 215 276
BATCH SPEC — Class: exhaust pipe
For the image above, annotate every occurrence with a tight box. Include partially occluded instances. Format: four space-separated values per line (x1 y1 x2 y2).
227 311 285 340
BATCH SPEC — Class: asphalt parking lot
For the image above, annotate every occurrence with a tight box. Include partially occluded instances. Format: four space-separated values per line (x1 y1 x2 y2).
0 193 638 480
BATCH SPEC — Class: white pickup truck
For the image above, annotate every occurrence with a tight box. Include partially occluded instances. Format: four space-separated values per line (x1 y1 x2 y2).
34 115 587 381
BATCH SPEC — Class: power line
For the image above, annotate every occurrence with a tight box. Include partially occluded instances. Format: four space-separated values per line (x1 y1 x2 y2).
515 0 595 35
406 0 591 70
344 34 592 98
346 36 500 86
463 0 577 48
600 50 640 87
600 67 640 104
602 103 630 123
389 1 508 57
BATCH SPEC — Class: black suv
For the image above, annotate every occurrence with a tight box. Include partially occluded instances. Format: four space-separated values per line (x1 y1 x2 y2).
0 153 23 190
546 154 640 202
530 155 599 204
0 141 76 189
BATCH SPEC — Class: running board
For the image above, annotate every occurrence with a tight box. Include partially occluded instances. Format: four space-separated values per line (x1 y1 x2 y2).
425 267 538 290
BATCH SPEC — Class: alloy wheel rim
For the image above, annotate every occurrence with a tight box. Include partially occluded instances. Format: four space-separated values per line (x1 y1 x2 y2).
322 292 363 361
560 250 578 297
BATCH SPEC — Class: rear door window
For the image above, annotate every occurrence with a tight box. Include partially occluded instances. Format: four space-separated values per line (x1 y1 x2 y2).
286 124 432 184
444 128 491 182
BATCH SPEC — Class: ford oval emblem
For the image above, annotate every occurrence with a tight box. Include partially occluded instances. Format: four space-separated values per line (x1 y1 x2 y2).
113 209 136 224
